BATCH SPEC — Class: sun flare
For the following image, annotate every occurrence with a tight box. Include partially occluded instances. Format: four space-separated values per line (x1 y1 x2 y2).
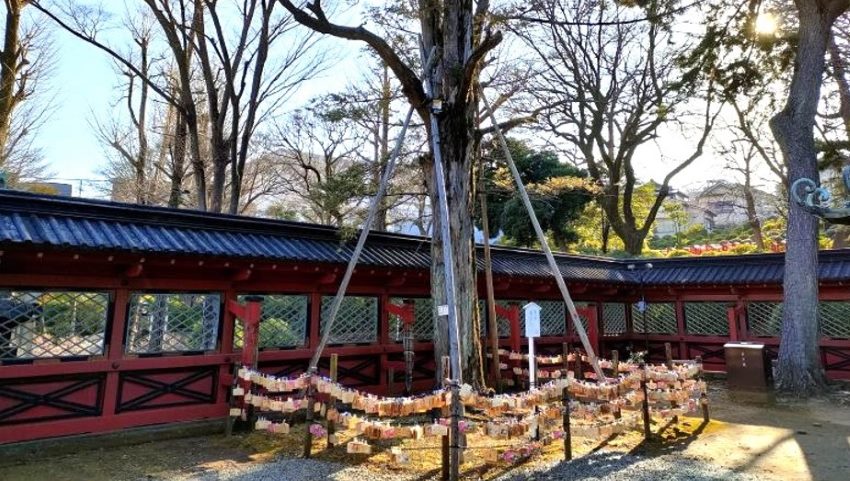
755 13 778 36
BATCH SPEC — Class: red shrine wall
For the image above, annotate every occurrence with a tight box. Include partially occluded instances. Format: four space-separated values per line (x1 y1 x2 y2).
1 246 848 444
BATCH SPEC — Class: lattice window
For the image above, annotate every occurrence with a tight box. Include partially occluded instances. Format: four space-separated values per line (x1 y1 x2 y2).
233 295 308 349
818 301 850 339
684 302 729 336
389 298 434 341
747 302 782 337
538 301 565 336
0 290 109 360
320 296 377 344
631 302 678 334
602 303 627 335
126 293 221 354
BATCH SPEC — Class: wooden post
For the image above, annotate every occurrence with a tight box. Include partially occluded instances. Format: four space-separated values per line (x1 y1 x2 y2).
442 433 450 481
612 350 619 376
640 363 651 440
225 363 240 437
440 355 450 481
665 342 673 369
388 367 396 396
576 351 584 381
303 381 315 458
562 342 569 377
480 193 501 390
562 384 572 460
701 392 710 423
327 354 338 446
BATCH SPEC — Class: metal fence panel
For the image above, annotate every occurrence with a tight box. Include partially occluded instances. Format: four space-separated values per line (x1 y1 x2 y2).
602 303 627 335
233 295 309 349
538 301 565 336
389 298 434 341
0 290 109 360
818 301 850 339
747 302 782 337
684 302 729 336
631 302 678 334
320 296 378 344
126 293 221 353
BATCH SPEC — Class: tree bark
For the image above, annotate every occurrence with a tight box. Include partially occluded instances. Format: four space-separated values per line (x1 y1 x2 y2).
0 1 24 165
769 0 848 396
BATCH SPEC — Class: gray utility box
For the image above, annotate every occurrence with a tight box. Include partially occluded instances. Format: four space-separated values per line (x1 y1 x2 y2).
724 342 771 390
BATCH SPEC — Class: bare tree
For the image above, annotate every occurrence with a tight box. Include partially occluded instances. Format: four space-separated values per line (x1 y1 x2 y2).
0 1 52 183
518 0 719 255
270 105 371 226
279 0 504 386
34 0 322 212
771 0 849 396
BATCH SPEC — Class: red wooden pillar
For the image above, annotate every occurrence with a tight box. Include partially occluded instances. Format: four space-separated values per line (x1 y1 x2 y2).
309 292 322 350
575 305 599 355
495 303 521 354
727 305 739 342
386 299 415 393
228 296 263 368
220 289 237 355
587 308 599 355
101 288 129 419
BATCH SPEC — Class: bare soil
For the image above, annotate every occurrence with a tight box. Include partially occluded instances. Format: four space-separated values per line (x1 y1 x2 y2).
1 381 848 481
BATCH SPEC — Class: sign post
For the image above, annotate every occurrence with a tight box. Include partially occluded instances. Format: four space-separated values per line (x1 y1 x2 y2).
524 302 541 389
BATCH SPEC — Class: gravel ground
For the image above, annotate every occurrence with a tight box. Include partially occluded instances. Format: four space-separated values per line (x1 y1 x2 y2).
166 452 762 481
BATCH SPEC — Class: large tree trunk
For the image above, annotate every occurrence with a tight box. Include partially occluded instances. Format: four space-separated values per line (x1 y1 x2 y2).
426 108 485 389
769 0 846 396
0 1 23 163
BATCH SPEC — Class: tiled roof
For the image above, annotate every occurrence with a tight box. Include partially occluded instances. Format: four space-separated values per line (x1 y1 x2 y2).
3 190 850 286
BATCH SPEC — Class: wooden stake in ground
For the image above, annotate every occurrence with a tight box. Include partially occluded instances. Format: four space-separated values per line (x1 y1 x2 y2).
640 363 651 440
480 91 605 382
562 342 572 460
327 354 338 445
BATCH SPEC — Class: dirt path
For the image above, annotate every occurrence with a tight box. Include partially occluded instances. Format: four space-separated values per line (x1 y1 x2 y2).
1 382 848 481
678 384 850 481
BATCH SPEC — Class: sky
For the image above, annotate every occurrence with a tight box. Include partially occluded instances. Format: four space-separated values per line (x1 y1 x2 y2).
30 4 778 200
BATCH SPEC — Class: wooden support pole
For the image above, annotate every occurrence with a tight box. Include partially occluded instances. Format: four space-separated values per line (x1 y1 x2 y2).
665 342 673 369
640 363 651 440
479 192 501 390
327 354 338 446
481 91 605 382
701 392 710 424
388 367 395 396
308 106 415 373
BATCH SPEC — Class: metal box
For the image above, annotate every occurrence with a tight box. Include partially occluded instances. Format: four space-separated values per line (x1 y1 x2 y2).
724 342 770 390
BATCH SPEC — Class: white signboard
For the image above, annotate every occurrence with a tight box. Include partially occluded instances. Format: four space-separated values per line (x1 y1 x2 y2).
523 302 542 389
523 302 541 338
